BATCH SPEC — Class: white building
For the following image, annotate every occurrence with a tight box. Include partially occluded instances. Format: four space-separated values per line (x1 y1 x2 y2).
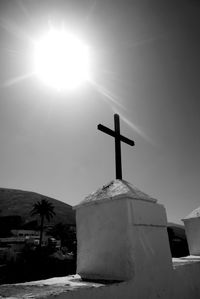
182 206 200 255
11 229 40 238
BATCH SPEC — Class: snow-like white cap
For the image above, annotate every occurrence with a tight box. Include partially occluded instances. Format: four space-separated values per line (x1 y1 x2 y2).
74 179 157 209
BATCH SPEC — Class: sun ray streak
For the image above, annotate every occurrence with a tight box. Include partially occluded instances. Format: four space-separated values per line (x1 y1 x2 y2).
91 78 154 144
0 47 24 56
115 111 155 145
2 72 34 88
84 0 98 23
16 0 34 23
89 79 127 111
115 35 164 51
0 17 34 44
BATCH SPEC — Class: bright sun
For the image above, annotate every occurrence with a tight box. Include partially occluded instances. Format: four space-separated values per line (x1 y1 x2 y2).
34 29 90 90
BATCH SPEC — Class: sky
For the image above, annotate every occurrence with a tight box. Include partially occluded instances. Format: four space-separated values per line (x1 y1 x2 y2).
0 0 200 224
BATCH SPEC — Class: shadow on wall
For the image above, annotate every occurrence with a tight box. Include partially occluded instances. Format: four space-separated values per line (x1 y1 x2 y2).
167 225 189 257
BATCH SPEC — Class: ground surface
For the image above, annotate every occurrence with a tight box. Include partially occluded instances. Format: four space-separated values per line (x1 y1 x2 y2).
0 275 105 298
1 256 200 299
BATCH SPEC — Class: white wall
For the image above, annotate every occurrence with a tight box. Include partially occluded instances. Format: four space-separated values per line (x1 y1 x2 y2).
20 260 200 299
76 199 135 281
183 218 200 255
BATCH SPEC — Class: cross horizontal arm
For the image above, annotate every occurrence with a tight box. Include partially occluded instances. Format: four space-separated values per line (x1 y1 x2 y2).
120 135 135 146
97 124 115 138
97 124 135 146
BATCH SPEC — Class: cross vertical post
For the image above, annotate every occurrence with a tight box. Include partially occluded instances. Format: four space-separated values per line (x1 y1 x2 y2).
114 114 122 180
97 114 135 180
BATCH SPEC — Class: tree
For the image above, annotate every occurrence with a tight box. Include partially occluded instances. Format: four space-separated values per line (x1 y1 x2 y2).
30 199 55 248
48 223 76 249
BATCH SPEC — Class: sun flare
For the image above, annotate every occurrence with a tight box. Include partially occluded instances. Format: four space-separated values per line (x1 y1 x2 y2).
33 29 90 90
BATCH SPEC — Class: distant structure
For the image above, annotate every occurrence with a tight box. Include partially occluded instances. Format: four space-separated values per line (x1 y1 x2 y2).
98 114 135 180
182 207 200 255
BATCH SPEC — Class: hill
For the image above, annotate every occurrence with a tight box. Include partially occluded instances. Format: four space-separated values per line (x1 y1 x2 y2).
0 188 75 227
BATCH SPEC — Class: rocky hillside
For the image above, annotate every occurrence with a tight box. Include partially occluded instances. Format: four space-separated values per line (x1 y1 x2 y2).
0 188 75 227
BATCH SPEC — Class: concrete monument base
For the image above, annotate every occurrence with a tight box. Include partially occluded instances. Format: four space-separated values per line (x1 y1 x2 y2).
74 180 173 282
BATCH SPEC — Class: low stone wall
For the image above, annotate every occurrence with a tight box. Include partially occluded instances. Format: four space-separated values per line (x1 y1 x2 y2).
173 256 200 299
1 256 200 299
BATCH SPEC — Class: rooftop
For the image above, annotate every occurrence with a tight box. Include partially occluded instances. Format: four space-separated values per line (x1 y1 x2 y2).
183 206 200 220
74 180 157 209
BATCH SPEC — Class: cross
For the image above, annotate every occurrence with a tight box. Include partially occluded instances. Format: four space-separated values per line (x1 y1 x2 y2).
97 114 135 180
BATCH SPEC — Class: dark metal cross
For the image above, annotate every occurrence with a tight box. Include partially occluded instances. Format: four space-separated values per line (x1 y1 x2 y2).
97 114 135 180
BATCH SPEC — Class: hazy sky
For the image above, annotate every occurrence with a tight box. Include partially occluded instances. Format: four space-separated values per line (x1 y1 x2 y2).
0 0 200 224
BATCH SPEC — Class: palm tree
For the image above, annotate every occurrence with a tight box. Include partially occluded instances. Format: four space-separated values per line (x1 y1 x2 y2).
30 199 55 248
